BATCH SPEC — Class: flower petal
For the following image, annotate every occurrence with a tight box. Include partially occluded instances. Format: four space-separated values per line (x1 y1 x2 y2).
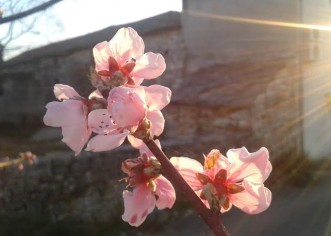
127 135 161 157
85 130 129 152
54 84 81 100
43 100 90 155
155 175 176 210
93 41 114 72
131 77 144 86
127 135 143 149
122 184 156 227
144 85 172 111
109 27 145 65
226 147 272 184
88 89 104 99
108 86 146 127
147 110 165 137
170 157 204 191
87 109 117 134
131 52 166 79
229 180 272 214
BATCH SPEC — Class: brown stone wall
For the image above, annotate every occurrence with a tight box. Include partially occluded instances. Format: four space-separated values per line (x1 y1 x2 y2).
160 57 301 159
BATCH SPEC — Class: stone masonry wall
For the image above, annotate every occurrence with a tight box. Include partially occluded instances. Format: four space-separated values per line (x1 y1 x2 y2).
159 56 301 158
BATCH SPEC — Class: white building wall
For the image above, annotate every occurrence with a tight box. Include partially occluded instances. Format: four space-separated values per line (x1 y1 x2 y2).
302 0 331 159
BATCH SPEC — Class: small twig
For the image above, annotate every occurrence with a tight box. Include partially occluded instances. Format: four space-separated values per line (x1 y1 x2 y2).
0 157 23 168
143 138 230 236
0 0 63 25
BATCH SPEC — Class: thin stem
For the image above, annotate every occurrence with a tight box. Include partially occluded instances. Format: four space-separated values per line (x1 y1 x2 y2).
0 157 23 168
143 138 230 236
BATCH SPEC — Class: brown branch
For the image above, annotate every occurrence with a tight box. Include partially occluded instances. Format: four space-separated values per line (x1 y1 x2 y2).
143 138 230 236
0 0 63 25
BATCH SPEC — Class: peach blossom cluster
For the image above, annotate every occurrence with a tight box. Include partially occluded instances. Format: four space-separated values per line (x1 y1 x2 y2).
43 27 272 228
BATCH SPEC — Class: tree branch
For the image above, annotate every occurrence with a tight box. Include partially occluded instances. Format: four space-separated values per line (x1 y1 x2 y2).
143 138 231 236
0 0 63 25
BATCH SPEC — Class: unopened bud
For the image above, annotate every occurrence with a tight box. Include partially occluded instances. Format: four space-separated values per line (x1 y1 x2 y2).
121 158 143 174
17 163 24 171
131 117 152 140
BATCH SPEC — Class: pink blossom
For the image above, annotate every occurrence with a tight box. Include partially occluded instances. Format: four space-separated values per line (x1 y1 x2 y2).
85 83 171 152
122 175 175 227
43 84 91 155
93 27 166 86
107 85 171 136
121 145 175 227
44 84 130 155
170 147 272 214
107 86 146 127
85 109 129 152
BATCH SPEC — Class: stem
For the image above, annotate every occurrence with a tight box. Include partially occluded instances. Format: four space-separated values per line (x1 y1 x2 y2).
0 157 23 168
143 139 230 236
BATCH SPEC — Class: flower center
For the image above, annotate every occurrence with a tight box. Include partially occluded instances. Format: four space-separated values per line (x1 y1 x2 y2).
122 154 162 192
196 169 245 211
97 56 136 87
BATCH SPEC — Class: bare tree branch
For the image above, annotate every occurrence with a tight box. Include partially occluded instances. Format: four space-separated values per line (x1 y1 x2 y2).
0 0 63 25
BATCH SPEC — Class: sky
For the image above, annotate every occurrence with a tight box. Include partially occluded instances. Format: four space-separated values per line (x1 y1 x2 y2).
2 0 182 60
51 0 182 39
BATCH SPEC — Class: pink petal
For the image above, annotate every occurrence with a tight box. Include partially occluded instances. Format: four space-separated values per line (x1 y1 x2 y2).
127 135 161 157
131 86 146 99
131 52 166 79
147 110 165 137
43 100 90 155
131 77 144 86
226 147 272 184
109 27 145 66
54 84 81 100
88 89 104 99
170 157 204 191
144 85 172 111
93 41 114 71
229 180 272 214
108 86 147 127
87 109 117 134
127 135 143 149
122 184 156 227
85 130 129 152
155 175 176 210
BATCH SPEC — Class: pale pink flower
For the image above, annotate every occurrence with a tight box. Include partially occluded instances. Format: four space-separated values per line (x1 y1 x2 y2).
122 175 175 227
107 85 171 136
43 84 92 155
93 27 166 86
170 147 272 214
84 109 130 152
44 84 130 155
107 86 146 127
121 144 175 227
85 83 171 152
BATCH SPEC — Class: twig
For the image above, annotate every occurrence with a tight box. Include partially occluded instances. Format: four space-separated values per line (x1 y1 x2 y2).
0 0 62 25
143 138 230 236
